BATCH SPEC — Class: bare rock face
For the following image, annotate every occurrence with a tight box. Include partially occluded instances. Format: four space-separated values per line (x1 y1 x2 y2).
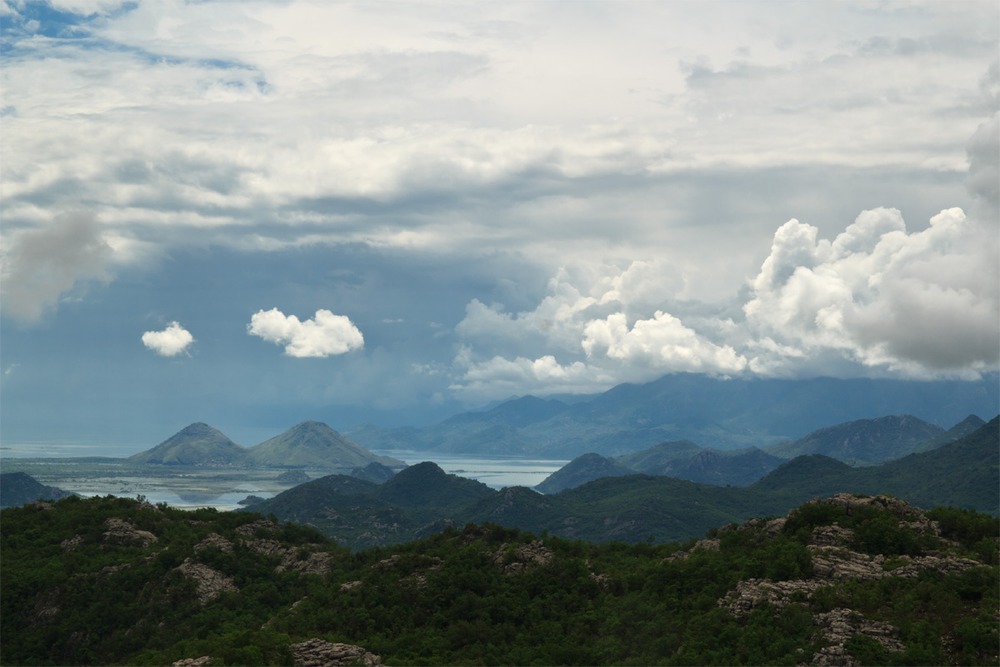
810 524 855 547
244 538 335 576
103 517 158 547
175 558 238 603
171 657 213 667
812 608 905 666
235 518 281 537
721 578 824 616
492 540 554 575
280 551 336 576
809 546 886 581
291 638 382 667
666 538 720 561
811 493 919 521
61 534 84 552
194 533 234 553
33 589 61 621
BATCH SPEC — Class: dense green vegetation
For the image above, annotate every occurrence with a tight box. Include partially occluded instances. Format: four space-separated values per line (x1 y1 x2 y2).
752 417 1000 511
2 493 997 666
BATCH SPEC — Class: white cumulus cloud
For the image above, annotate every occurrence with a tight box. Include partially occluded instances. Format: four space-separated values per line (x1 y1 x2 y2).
141 321 194 357
247 308 364 358
452 260 742 399
583 311 746 374
744 206 999 377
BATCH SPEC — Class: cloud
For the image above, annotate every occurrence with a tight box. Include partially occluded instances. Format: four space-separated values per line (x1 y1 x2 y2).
453 351 613 399
247 308 364 358
0 212 113 324
451 198 999 401
452 260 745 399
743 206 999 376
582 311 746 373
142 322 195 357
966 112 999 218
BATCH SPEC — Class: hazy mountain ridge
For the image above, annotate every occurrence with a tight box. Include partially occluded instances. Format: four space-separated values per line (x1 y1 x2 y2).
534 453 634 494
533 413 970 493
764 414 946 464
916 414 986 452
347 373 1000 457
0 472 76 508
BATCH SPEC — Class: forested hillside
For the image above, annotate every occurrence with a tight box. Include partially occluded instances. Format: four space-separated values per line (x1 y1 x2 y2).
246 418 999 549
1 494 996 666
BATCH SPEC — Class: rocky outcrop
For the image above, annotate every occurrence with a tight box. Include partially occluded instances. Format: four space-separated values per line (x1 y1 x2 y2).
812 608 905 667
235 518 281 537
103 517 158 547
61 534 84 551
290 638 382 667
721 578 824 616
280 551 336 576
194 533 234 553
492 540 554 575
715 494 990 665
810 493 920 521
33 589 61 621
242 539 336 575
666 537 719 561
175 559 238 603
172 657 213 667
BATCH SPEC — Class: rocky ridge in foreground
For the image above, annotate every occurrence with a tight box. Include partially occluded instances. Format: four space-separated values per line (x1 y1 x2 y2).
1 491 996 666
702 494 990 666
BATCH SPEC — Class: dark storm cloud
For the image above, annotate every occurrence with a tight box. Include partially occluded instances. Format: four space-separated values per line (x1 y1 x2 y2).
0 212 113 323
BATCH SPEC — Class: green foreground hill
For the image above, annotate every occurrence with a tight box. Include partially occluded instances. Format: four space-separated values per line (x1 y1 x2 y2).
2 492 996 666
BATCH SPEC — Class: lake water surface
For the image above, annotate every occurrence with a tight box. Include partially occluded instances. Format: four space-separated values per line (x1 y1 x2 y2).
3 452 569 511
374 450 569 490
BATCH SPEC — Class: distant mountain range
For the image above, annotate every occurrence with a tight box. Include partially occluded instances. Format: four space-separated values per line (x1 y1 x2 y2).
540 413 978 491
346 373 999 457
246 417 999 549
535 414 986 493
766 414 953 464
128 421 403 471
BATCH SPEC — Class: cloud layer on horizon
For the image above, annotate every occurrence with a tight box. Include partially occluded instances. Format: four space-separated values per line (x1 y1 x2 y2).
450 202 999 399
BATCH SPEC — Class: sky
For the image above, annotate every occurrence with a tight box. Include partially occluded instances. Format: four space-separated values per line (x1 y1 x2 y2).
1 0 998 454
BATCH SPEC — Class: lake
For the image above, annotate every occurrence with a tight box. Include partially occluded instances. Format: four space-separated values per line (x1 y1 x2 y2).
376 450 569 490
2 452 569 511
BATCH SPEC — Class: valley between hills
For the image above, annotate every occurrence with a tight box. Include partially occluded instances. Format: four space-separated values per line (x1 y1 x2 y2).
3 408 997 550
